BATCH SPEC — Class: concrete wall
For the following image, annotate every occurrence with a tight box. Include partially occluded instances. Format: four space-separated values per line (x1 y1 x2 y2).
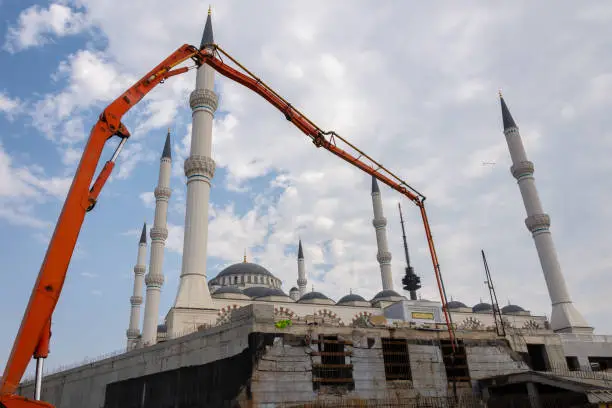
18 304 266 408
465 340 529 383
559 333 612 369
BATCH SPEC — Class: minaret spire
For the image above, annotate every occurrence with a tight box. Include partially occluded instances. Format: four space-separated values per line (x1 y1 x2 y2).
167 12 219 335
499 93 591 334
200 6 214 49
141 132 172 346
127 222 147 349
371 176 394 291
399 203 421 300
297 239 307 298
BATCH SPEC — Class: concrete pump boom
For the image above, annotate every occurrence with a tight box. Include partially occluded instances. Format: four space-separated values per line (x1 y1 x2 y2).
0 43 455 408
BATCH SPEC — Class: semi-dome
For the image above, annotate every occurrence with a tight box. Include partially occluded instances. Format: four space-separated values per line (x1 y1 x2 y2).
290 287 299 292
372 290 404 301
217 262 275 278
502 304 526 314
242 286 288 299
338 294 367 303
472 302 493 313
253 288 290 299
212 286 250 300
298 291 335 305
214 286 244 295
445 301 469 310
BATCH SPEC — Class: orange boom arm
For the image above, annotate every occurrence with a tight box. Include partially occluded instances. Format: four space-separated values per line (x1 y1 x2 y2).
0 44 200 407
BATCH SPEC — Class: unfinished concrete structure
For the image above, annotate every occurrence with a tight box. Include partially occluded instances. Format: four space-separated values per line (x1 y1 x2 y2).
19 304 555 407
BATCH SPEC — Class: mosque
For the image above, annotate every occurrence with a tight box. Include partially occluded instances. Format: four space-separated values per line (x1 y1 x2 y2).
18 10 612 407
125 11 587 350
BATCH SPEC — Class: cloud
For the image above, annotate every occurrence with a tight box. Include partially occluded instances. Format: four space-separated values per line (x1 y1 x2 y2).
80 272 98 278
3 3 90 53
0 92 23 119
139 192 155 209
0 143 71 228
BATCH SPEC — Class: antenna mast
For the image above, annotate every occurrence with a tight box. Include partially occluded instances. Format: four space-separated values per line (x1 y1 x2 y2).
399 203 421 300
482 249 505 336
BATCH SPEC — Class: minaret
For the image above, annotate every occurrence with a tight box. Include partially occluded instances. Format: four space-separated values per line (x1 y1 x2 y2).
499 93 592 334
141 131 172 345
297 240 307 297
126 223 147 349
371 176 394 291
399 203 421 300
168 10 217 332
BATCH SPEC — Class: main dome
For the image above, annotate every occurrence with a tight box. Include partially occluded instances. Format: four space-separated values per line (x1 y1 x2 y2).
217 262 275 278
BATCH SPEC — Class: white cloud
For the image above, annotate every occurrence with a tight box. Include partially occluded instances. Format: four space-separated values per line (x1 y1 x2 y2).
80 272 98 278
3 3 90 53
0 92 23 119
139 192 155 209
0 143 71 228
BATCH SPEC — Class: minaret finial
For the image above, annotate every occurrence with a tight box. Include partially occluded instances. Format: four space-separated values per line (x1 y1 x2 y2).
208 5 212 15
498 89 502 98
243 249 247 263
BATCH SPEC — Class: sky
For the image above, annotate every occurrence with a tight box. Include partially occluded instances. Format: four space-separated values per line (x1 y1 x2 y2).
1 0 611 378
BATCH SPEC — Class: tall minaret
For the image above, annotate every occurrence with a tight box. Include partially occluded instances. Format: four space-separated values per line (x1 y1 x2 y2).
126 223 147 349
297 240 307 297
141 131 172 345
371 176 394 291
169 10 216 321
499 93 592 334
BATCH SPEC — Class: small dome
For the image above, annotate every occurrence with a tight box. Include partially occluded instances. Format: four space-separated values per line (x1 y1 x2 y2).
299 291 330 301
502 304 526 314
338 294 367 303
298 291 335 305
214 286 244 295
472 302 492 313
216 262 275 278
157 324 167 333
290 286 299 292
446 301 469 310
252 288 289 299
243 286 288 299
372 290 404 301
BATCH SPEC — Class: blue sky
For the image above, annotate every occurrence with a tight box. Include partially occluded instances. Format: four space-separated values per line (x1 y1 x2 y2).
1 0 612 379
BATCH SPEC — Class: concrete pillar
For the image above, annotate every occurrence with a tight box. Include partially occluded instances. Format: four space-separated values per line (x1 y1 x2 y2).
126 223 147 349
371 176 393 291
141 132 172 346
500 95 592 334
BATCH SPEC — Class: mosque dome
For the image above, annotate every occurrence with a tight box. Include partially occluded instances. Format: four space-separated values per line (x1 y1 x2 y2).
212 286 250 300
472 302 493 313
290 287 299 292
298 291 335 305
371 290 405 303
217 262 274 278
502 304 527 315
209 261 282 288
337 293 370 307
445 301 469 310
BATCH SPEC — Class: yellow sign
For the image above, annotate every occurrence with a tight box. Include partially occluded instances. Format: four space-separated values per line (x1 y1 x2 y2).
411 312 434 320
